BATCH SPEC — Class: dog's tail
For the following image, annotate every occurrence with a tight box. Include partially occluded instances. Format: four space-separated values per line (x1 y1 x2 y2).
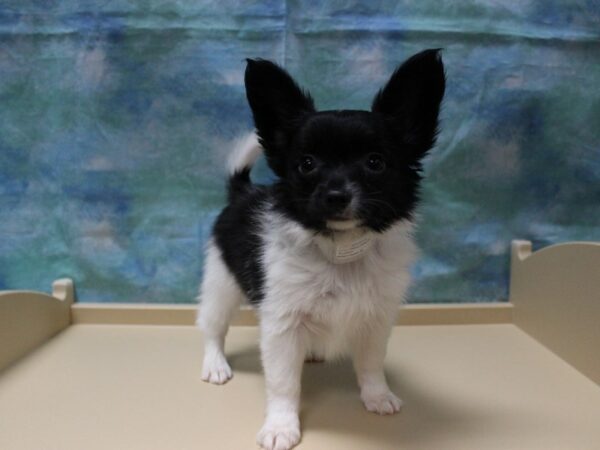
227 131 263 201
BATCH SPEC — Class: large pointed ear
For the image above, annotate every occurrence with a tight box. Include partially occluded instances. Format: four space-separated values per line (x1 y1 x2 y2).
372 49 445 161
245 59 315 174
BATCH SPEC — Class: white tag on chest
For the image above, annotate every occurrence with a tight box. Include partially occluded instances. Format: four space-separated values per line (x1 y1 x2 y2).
317 228 375 264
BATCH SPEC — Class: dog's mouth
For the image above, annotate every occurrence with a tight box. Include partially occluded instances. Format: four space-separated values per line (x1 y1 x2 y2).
326 219 360 231
329 213 353 220
325 203 359 230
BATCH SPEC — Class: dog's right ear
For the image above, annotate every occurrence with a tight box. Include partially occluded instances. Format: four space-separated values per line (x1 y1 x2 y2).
245 59 315 175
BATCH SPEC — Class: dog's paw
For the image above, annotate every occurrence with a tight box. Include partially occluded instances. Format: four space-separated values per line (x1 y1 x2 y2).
257 416 301 450
201 353 232 385
361 390 403 415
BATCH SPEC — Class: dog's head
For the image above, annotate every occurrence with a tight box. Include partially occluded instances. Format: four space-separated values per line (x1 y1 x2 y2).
245 49 445 232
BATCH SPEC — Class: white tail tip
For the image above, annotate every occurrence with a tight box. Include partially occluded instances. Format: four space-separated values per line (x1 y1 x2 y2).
227 132 263 175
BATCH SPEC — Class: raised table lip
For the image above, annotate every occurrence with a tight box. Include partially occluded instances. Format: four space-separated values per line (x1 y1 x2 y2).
69 302 514 326
511 239 600 263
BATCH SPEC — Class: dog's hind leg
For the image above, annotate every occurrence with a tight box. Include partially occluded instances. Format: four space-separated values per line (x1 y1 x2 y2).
197 241 244 384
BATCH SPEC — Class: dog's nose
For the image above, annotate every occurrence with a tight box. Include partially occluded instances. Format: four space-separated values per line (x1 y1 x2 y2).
325 189 352 209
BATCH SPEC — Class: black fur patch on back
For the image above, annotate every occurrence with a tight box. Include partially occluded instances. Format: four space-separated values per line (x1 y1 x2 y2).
212 184 268 305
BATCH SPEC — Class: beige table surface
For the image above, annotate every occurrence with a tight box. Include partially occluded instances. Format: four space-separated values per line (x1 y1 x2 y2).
1 324 599 450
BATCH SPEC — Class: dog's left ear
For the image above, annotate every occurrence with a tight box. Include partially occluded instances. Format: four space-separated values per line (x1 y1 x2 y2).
372 49 446 161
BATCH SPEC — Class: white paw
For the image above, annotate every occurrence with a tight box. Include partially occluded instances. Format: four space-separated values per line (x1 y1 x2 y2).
201 353 232 385
257 416 301 450
362 390 403 415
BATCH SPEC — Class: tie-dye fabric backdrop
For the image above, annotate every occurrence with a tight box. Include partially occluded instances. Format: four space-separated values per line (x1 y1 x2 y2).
1 1 599 303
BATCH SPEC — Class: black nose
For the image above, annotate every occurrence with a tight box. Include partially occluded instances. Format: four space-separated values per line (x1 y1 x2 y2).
324 189 352 209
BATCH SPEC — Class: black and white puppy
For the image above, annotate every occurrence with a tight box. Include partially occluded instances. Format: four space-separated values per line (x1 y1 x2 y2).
198 49 445 450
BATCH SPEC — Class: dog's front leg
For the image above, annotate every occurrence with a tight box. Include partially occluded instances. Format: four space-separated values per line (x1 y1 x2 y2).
257 322 305 450
352 321 403 415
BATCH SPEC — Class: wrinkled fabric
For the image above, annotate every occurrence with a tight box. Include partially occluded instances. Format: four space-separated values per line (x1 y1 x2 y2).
0 1 599 303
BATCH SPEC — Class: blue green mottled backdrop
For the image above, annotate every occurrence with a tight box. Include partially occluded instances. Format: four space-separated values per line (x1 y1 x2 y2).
1 1 599 303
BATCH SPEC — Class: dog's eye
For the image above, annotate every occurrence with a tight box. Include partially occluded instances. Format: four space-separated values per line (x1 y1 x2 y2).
298 155 317 175
365 153 386 173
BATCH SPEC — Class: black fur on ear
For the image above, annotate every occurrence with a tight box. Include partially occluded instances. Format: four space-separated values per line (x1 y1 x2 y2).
244 59 316 175
372 49 446 162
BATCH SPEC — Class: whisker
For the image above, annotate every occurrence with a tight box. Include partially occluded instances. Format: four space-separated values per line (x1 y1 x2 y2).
361 197 399 216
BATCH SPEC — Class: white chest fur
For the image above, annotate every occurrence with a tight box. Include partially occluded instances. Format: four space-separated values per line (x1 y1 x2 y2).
259 213 417 352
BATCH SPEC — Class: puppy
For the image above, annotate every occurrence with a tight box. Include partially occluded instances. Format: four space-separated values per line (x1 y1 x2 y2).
198 49 445 450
